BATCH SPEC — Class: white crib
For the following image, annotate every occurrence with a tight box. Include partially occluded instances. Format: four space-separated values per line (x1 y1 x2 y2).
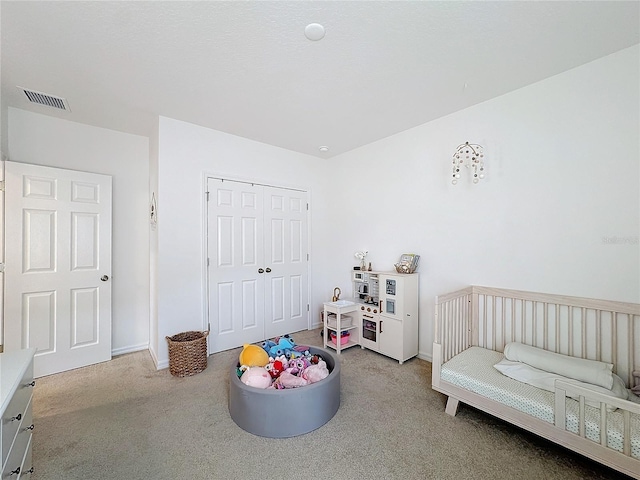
432 286 640 479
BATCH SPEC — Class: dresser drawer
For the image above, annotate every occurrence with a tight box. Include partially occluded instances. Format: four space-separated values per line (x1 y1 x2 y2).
1 359 34 467
1 428 32 479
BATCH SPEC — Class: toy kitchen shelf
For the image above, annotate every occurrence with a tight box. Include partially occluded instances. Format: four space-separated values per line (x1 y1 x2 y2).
322 300 360 354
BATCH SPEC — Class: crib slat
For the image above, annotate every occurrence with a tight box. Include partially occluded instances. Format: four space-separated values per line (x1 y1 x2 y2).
580 307 586 359
596 310 601 362
555 304 560 354
569 306 574 357
612 312 617 368
623 410 631 456
543 302 548 351
579 397 585 438
554 389 566 429
599 406 607 447
628 314 634 387
471 292 479 347
521 299 525 344
511 299 516 344
492 295 496 350
578 395 586 437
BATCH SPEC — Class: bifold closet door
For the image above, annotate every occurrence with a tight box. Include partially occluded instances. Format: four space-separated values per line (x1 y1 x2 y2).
206 179 308 353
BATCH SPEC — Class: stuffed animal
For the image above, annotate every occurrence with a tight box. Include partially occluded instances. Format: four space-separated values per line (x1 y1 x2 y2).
302 359 329 384
261 340 276 355
268 336 297 358
276 371 309 388
293 345 311 356
240 366 272 389
286 357 310 376
265 357 287 379
239 343 269 367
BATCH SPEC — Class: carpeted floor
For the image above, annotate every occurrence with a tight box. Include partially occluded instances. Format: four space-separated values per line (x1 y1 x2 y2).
31 328 629 479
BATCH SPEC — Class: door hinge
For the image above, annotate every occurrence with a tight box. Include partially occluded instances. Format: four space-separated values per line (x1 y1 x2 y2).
307 253 309 261
205 191 210 201
0 181 4 192
207 258 210 266
0 263 4 273
307 304 310 312
306 202 309 210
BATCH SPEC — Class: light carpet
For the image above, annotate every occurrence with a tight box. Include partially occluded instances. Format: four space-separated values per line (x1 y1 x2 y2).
31 329 628 479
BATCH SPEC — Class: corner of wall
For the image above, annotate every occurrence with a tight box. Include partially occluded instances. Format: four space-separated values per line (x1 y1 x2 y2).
148 117 160 364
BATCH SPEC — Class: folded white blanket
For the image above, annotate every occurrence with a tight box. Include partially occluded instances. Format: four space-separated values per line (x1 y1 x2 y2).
503 342 614 390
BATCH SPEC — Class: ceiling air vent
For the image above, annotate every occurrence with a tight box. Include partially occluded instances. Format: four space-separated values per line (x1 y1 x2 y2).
17 86 70 111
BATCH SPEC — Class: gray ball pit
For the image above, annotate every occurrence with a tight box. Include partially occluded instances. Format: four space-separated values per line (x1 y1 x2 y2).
229 346 340 438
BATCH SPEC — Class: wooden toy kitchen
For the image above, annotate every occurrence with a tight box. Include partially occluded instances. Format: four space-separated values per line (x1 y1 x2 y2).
323 269 419 364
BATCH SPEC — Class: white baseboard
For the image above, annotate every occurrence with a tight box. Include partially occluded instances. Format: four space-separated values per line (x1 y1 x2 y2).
112 343 148 357
418 351 433 362
146 345 169 370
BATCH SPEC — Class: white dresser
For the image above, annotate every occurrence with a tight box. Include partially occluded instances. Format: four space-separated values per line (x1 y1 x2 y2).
1 349 36 479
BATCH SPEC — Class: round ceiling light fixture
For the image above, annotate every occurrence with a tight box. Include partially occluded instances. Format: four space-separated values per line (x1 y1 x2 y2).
305 23 325 41
318 146 329 153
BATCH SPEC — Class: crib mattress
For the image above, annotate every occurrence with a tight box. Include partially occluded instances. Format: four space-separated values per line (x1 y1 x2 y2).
440 346 640 459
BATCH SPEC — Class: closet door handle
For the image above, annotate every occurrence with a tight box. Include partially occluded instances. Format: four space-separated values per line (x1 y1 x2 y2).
258 268 264 274
265 268 272 273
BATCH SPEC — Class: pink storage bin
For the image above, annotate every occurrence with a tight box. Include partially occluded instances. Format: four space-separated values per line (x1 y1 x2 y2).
330 332 350 345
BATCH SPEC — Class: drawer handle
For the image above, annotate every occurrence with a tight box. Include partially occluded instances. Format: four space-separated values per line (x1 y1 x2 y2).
10 413 22 422
9 467 20 476
25 424 35 431
25 380 36 388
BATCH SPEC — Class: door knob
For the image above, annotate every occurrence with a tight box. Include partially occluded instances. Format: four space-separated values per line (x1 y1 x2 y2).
258 268 264 274
265 267 272 273
101 275 109 281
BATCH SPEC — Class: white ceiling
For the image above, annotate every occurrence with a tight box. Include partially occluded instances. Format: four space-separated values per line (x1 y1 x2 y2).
2 1 639 158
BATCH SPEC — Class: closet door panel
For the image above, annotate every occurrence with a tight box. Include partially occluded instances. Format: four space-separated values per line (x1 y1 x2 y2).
207 180 265 353
263 187 308 339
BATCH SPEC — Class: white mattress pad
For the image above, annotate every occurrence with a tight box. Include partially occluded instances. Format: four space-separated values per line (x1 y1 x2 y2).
440 346 640 459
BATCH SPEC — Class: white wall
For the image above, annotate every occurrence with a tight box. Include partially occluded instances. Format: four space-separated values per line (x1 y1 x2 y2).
6 45 636 369
6 108 150 354
322 45 640 360
154 117 325 368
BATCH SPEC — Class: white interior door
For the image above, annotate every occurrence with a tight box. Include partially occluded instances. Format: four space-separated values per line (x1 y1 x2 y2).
263 186 308 339
206 178 308 353
3 161 112 377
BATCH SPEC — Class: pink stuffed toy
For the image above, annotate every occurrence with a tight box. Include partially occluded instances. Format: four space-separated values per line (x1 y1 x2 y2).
275 371 309 388
240 366 272 389
302 359 329 384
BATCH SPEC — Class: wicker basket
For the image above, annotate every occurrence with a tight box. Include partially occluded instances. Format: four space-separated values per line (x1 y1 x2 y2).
166 331 209 377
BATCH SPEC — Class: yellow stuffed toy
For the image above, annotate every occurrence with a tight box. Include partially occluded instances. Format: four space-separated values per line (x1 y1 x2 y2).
239 343 269 367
